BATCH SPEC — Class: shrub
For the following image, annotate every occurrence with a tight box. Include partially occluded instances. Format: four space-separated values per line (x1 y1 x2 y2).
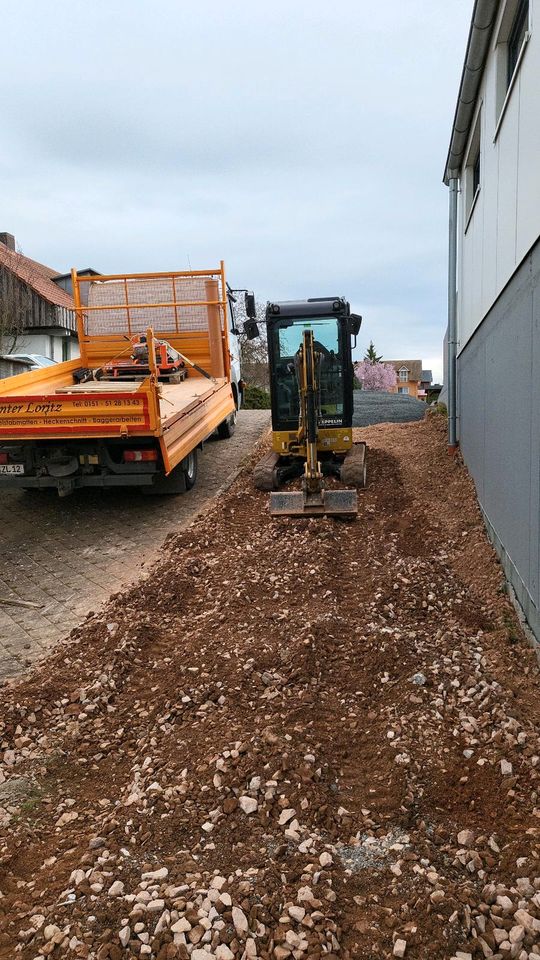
243 384 271 409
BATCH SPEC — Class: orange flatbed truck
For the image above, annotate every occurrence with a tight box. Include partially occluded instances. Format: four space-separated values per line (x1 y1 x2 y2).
0 264 241 496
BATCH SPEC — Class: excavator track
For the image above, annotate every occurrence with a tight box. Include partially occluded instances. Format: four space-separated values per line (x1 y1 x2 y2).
340 441 367 488
253 451 280 491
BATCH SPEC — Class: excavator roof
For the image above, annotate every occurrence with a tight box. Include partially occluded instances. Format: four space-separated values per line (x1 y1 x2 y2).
265 297 350 320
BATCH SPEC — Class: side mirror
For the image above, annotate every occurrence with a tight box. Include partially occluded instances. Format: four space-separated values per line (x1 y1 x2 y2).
349 314 362 337
245 291 257 320
244 318 260 340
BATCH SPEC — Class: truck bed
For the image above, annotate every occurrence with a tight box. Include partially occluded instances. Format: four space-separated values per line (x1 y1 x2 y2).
0 265 237 488
0 361 234 474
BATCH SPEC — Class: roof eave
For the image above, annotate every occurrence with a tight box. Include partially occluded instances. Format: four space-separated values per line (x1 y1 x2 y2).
443 0 500 185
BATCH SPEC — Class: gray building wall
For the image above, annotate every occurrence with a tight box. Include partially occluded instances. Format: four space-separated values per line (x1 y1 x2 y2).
458 236 540 640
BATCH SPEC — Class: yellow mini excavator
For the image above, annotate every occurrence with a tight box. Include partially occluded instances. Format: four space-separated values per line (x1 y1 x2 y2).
248 296 367 517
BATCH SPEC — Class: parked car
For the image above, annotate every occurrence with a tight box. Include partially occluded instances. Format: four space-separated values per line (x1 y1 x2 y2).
5 354 57 369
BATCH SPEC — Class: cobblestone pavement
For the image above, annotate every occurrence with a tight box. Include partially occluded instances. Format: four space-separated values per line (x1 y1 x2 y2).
0 410 270 681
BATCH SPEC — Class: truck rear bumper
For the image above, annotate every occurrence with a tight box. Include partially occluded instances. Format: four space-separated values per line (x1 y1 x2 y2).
0 473 154 493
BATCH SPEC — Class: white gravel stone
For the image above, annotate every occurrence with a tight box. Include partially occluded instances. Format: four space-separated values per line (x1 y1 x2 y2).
232 905 249 936
141 867 168 881
514 909 540 934
215 947 235 960
288 905 306 922
146 898 165 912
210 875 227 890
393 939 407 957
509 925 525 943
239 796 258 815
278 808 296 825
108 880 125 897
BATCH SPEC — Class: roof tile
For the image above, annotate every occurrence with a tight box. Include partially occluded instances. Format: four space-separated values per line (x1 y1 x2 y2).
387 360 423 381
0 243 75 311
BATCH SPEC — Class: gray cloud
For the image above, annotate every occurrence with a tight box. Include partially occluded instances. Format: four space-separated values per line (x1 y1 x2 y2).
1 0 473 379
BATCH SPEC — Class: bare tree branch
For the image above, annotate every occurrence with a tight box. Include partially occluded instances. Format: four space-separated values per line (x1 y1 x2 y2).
233 297 269 390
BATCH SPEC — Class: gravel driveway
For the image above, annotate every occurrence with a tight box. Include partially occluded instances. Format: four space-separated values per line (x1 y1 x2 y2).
353 389 427 426
0 409 270 681
2 416 537 960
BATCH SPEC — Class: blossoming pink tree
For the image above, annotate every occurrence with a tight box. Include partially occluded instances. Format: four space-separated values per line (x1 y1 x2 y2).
354 360 397 392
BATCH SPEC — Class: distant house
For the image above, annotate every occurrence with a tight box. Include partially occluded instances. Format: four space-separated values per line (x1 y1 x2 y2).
0 231 98 365
418 369 433 401
386 360 423 398
443 0 540 641
427 382 443 404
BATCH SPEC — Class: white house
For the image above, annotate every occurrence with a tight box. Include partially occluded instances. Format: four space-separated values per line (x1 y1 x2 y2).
444 0 540 640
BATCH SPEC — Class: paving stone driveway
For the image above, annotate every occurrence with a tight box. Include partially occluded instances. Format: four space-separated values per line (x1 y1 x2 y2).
0 410 270 681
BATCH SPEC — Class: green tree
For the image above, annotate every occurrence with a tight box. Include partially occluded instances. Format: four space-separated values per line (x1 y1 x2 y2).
364 341 382 363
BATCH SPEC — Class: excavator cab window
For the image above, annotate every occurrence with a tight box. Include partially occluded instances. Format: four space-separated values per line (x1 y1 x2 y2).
272 317 344 425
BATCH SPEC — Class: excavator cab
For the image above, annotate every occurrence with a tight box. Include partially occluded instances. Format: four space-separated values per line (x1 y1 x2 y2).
253 297 367 516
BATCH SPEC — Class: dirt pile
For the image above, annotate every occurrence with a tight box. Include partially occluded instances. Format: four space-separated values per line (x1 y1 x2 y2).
1 416 540 960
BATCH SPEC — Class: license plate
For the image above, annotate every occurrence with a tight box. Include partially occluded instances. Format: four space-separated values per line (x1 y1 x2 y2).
0 464 24 474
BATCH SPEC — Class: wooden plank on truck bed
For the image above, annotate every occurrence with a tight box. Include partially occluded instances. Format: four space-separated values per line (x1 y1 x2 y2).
159 378 223 426
55 382 142 393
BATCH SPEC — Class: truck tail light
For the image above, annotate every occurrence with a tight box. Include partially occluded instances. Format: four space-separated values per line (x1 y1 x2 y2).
0 453 8 464
123 449 158 463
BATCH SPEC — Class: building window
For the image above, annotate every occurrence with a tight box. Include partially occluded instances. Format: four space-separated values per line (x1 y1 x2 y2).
495 0 530 126
62 338 69 362
464 109 481 227
473 150 480 195
398 386 409 395
399 367 408 382
507 0 529 87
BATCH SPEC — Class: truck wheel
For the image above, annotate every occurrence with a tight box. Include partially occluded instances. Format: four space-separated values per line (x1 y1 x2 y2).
217 408 237 439
182 449 198 489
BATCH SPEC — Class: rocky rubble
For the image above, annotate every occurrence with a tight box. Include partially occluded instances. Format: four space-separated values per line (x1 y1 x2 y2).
1 416 540 959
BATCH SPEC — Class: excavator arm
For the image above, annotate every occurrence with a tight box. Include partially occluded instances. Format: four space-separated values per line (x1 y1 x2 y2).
269 329 357 517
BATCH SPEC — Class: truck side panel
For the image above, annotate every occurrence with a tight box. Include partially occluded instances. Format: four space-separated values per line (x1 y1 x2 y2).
161 380 234 473
0 390 151 437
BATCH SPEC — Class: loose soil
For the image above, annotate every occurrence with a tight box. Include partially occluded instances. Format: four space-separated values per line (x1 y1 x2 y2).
1 415 539 960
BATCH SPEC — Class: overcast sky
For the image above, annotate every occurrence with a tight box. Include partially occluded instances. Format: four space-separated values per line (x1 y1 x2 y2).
1 0 473 380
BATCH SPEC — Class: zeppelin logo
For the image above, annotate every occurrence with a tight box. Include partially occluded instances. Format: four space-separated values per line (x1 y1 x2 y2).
0 401 62 415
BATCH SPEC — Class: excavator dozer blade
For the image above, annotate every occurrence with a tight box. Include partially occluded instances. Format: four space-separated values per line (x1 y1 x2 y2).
269 488 358 517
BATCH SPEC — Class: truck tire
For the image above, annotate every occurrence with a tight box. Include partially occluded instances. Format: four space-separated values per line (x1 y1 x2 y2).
143 467 186 496
217 408 237 439
143 450 198 496
182 449 198 489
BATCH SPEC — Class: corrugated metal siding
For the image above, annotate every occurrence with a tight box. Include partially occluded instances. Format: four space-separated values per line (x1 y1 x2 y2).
458 236 540 640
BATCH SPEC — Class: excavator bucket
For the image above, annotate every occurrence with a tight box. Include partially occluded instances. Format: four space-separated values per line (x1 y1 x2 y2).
269 487 358 517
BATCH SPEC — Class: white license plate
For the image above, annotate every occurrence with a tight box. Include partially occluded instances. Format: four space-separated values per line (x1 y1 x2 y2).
0 464 24 474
